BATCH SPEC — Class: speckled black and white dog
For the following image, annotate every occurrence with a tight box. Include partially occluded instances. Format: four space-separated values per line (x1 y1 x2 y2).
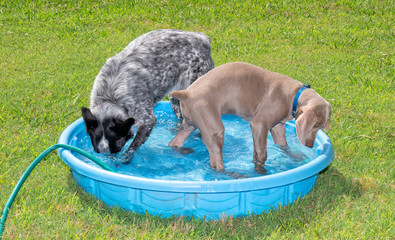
81 29 214 162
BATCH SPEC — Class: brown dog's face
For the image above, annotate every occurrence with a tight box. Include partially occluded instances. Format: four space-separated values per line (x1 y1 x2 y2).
295 102 331 148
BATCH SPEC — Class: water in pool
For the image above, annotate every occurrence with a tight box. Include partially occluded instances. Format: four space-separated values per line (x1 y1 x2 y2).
72 108 318 181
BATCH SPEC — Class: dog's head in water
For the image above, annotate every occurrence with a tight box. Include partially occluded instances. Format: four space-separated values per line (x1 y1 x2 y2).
81 106 135 153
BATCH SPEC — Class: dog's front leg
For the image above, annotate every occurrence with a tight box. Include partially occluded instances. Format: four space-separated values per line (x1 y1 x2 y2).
122 116 157 163
131 124 155 149
250 119 270 174
270 123 287 146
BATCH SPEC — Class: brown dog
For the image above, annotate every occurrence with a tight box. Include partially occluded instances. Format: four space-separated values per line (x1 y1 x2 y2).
168 62 331 173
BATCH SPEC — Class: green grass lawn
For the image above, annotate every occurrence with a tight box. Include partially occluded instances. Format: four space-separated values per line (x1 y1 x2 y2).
0 0 393 239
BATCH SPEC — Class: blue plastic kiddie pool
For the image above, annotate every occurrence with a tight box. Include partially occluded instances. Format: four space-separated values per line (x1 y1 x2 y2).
58 101 334 220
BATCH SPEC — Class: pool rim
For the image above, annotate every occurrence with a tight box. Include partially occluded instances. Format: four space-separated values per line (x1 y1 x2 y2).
58 101 334 194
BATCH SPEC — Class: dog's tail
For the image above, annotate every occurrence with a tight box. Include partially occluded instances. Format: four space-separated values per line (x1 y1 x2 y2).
170 90 188 101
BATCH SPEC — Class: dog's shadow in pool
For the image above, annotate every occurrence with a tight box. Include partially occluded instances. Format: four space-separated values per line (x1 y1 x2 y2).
172 146 195 154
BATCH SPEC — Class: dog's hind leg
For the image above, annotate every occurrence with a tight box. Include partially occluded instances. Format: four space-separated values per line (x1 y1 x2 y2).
201 126 225 171
169 119 196 148
192 107 225 171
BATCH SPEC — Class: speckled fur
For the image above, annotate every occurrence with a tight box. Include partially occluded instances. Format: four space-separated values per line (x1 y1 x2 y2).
86 29 214 156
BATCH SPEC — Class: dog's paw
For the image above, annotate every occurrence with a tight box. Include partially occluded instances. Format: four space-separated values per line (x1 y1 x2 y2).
254 164 268 175
210 159 224 171
120 151 134 164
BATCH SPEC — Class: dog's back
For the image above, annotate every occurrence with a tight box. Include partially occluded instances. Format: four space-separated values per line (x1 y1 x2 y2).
90 29 214 122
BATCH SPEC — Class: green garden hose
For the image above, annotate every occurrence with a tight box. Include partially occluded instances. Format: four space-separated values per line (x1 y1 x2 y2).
0 144 115 239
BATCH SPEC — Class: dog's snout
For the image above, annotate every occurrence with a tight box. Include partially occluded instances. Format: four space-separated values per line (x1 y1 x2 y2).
97 136 110 153
305 140 315 148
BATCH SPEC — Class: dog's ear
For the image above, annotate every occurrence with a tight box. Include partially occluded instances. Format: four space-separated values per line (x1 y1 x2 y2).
110 117 135 135
170 90 188 101
295 106 316 146
323 102 331 132
323 118 330 132
81 107 98 131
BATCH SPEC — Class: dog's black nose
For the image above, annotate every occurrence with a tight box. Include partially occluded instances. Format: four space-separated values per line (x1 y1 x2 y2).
93 146 101 153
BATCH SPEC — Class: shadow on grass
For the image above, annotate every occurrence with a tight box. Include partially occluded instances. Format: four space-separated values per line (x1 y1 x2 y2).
239 166 363 237
65 166 362 238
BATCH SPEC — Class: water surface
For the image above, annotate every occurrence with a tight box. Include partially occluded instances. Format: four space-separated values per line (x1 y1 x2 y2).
72 107 317 181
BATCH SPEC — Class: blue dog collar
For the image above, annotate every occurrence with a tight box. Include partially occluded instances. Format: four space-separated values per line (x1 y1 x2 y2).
292 84 311 117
